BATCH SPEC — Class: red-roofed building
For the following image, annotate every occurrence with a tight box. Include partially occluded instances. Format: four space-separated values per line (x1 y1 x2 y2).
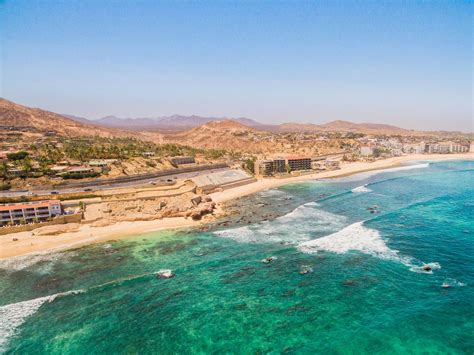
0 200 62 226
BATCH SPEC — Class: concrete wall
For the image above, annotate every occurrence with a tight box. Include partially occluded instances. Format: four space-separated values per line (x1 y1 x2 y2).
0 214 82 235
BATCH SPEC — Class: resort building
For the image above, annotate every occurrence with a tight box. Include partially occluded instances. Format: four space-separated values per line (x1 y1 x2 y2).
257 158 286 176
170 156 195 165
0 200 62 226
287 157 312 171
426 142 469 154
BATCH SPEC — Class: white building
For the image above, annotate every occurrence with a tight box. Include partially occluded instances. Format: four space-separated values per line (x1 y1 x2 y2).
0 200 62 226
360 146 373 157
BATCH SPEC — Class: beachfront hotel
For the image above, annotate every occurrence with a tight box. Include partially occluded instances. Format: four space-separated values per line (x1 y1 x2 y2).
287 157 312 171
0 200 62 226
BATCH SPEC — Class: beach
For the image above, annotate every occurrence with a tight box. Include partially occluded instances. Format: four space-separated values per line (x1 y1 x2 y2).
1 153 472 259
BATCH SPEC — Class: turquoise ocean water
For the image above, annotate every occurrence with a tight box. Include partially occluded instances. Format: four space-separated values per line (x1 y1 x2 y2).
0 160 473 354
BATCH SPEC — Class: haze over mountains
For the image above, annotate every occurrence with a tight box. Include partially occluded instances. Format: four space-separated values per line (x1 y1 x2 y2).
3 97 468 144
63 111 418 135
63 114 263 131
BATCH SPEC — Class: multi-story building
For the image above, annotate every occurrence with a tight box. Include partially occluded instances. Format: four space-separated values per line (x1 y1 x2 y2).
257 158 286 176
426 142 469 154
287 157 312 171
402 142 426 154
0 200 62 226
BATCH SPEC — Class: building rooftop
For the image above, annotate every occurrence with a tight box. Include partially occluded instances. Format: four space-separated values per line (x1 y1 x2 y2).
0 200 60 212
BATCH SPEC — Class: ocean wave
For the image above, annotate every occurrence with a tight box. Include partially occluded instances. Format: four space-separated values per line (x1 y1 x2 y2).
297 221 444 274
351 185 372 193
297 221 399 259
0 289 84 352
0 267 162 352
215 202 346 244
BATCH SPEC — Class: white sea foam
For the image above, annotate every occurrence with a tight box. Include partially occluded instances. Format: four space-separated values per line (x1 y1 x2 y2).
409 262 441 274
441 278 466 287
215 202 346 244
258 189 288 197
0 252 70 273
339 163 430 182
297 221 400 260
351 185 372 193
0 290 84 352
297 221 444 274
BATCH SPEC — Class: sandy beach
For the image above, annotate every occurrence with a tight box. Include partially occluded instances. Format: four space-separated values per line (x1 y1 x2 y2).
1 153 472 259
210 153 473 203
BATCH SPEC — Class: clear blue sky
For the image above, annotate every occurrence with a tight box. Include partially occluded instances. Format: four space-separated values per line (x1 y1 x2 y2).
1 0 472 131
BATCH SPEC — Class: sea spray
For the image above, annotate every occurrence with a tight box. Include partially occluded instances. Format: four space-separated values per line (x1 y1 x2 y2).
0 290 84 352
215 202 346 244
351 185 372 193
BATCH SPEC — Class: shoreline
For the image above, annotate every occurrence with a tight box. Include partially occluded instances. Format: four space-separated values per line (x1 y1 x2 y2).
0 153 472 259
210 153 473 203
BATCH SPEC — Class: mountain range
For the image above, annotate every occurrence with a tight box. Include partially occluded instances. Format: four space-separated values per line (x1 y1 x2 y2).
0 97 438 142
63 112 417 135
63 114 263 131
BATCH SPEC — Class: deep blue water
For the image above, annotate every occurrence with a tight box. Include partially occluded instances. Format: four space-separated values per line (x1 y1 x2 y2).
0 160 473 354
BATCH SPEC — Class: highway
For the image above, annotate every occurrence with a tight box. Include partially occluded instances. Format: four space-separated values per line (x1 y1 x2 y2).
0 164 230 198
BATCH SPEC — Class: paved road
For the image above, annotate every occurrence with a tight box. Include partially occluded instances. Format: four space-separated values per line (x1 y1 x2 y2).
0 166 230 198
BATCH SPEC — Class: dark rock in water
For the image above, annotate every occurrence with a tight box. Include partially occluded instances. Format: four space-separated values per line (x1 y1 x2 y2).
299 265 313 275
422 265 432 272
343 279 356 286
261 256 277 264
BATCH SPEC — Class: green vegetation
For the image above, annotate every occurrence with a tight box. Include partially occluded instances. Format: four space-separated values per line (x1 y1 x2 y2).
7 151 29 161
244 157 256 175
61 172 100 179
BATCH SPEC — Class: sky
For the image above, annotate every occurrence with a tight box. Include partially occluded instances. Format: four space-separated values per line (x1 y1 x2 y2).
0 0 472 131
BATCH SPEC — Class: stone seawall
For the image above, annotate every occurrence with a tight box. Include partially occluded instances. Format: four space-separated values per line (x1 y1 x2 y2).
0 214 83 236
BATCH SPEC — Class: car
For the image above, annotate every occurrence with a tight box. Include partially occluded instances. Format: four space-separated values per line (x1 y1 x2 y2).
149 181 157 185
51 191 59 195
84 188 93 192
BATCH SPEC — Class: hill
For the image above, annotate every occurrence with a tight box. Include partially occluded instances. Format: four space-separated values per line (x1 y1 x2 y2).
0 98 149 139
276 120 414 135
164 120 268 152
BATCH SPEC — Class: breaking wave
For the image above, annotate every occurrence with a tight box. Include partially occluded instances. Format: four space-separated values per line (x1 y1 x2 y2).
351 185 372 193
0 290 84 352
215 202 346 244
297 221 398 259
0 269 162 352
297 221 440 273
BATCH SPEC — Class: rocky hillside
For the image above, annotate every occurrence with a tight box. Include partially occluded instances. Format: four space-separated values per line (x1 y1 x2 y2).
0 98 137 138
277 120 414 135
164 120 269 152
